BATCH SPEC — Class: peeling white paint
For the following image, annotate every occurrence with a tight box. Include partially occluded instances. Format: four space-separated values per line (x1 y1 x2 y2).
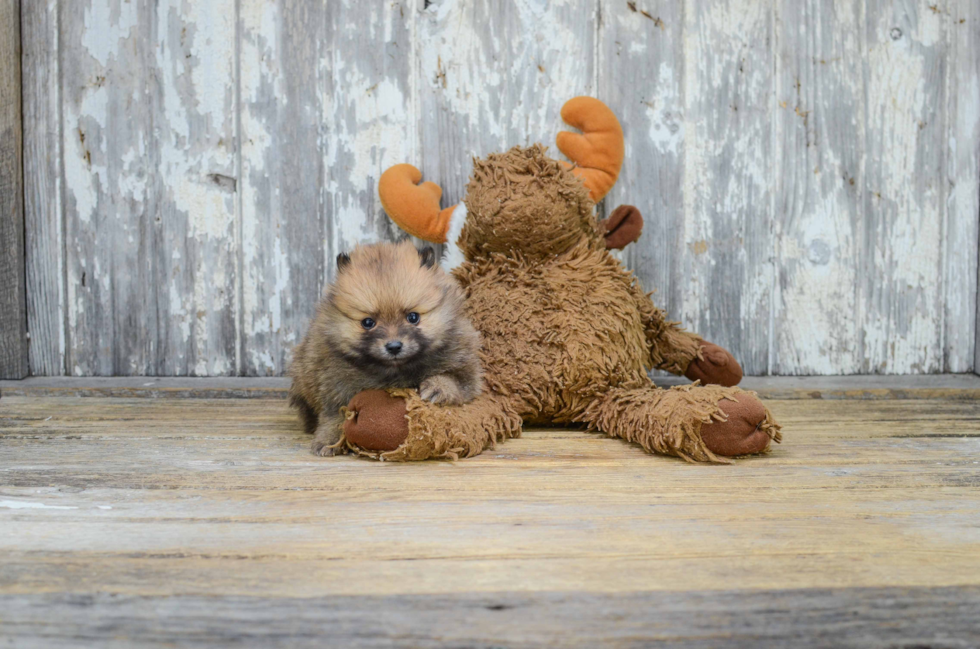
170 280 190 346
64 92 107 225
185 3 236 127
81 0 138 68
770 0 866 375
325 2 418 260
420 0 593 187
30 0 980 377
644 64 683 156
862 0 945 373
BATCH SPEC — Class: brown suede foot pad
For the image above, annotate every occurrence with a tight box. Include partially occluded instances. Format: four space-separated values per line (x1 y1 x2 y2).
343 390 409 452
700 393 777 457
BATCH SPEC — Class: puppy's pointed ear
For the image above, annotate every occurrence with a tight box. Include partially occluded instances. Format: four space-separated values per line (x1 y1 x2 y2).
418 246 436 269
336 253 351 271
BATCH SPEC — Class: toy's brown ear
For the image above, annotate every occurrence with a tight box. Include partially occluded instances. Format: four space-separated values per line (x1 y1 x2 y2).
601 205 644 249
378 164 456 243
556 97 624 202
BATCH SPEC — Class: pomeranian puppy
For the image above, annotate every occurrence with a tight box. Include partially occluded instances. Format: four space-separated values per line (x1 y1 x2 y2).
289 241 483 456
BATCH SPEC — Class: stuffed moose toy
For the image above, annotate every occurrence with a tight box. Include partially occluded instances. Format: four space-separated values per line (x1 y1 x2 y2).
339 97 781 463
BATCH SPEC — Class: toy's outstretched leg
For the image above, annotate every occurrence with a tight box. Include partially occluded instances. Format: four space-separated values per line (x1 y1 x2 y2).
581 381 781 463
341 389 522 461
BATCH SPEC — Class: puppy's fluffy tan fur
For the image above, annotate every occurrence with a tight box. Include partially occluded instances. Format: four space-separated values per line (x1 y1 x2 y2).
289 241 482 456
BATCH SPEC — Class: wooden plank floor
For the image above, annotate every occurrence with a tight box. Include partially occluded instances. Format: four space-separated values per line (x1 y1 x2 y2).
1 389 979 647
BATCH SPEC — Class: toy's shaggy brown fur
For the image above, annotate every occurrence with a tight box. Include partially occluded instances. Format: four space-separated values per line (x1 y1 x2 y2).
343 145 781 463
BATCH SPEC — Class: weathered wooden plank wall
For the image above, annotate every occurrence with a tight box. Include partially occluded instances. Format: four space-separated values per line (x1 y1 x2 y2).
774 0 862 375
1 0 28 379
19 0 980 376
21 0 63 377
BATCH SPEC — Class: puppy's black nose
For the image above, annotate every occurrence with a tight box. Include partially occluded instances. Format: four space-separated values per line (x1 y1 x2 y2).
385 341 403 356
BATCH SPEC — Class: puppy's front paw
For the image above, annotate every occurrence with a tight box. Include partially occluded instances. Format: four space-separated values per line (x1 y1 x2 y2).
419 375 465 406
311 439 342 457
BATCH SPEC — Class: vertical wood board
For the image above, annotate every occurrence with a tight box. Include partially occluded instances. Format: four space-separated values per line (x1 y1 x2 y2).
598 0 687 338
418 0 597 208
676 0 774 375
238 0 326 377
21 0 64 376
59 0 238 376
0 0 28 379
944 0 980 373
772 0 864 375
238 0 416 377
859 0 946 373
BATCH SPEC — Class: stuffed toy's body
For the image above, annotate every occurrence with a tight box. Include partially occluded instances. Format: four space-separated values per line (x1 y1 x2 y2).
336 98 781 463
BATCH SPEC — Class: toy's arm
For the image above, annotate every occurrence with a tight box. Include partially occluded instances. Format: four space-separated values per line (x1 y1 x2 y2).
630 283 744 386
632 285 702 374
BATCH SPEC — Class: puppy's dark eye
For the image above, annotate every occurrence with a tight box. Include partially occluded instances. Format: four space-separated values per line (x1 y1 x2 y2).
406 312 420 325
361 317 376 330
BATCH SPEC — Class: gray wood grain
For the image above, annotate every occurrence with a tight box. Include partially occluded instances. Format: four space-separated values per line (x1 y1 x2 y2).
21 0 64 376
2 392 980 646
238 0 416 377
0 0 27 379
16 0 980 377
321 0 417 251
2 587 979 648
860 0 946 374
773 0 864 374
674 0 774 376
946 2 980 375
947 2 980 373
6 374 980 400
418 0 596 208
599 0 686 339
59 0 239 376
238 0 326 376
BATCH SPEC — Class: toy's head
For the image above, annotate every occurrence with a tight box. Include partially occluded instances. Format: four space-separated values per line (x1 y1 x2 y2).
459 145 596 259
379 97 628 265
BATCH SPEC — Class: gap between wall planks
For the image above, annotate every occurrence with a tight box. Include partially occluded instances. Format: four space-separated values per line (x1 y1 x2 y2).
948 0 980 378
0 0 28 379
960 1 980 377
19 0 980 377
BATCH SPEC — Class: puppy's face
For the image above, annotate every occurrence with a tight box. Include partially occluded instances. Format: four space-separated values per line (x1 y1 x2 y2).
328 242 454 369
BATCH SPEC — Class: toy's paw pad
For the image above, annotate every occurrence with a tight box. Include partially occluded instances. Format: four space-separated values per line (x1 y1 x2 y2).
685 341 743 387
419 375 465 406
343 390 409 452
701 394 773 457
602 205 644 249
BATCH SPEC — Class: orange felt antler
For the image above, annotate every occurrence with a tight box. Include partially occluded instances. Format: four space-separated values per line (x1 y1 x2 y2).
378 164 456 243
556 97 624 202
